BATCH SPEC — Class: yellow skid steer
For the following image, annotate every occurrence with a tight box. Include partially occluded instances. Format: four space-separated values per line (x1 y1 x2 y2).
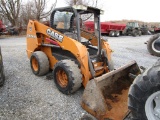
25 5 154 120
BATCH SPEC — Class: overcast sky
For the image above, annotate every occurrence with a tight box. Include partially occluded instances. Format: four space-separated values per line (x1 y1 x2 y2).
49 0 159 22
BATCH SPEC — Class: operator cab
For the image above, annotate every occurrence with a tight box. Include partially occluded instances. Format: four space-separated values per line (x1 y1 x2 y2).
127 22 139 28
50 5 104 58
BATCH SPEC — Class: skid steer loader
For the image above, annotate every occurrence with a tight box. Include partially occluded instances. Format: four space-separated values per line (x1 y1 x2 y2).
26 5 151 120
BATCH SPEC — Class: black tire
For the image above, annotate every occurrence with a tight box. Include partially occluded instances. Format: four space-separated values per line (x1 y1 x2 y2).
147 34 160 57
128 59 160 120
125 33 128 36
114 31 120 37
80 114 95 120
109 31 115 37
132 30 137 37
0 47 5 87
138 31 142 36
53 60 82 95
30 51 49 76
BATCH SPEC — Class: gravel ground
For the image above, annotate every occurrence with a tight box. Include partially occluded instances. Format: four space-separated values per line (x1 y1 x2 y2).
107 35 158 68
0 35 158 120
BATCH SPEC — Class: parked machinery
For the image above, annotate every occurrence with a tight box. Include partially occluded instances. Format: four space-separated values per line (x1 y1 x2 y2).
84 21 126 37
123 22 142 37
140 24 152 35
0 20 19 36
0 20 6 36
84 21 143 37
154 24 160 34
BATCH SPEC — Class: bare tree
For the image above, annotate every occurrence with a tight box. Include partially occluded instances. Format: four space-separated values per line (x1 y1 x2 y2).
20 1 35 26
65 0 89 6
65 0 98 21
0 0 21 26
33 0 57 21
20 0 57 26
65 0 97 7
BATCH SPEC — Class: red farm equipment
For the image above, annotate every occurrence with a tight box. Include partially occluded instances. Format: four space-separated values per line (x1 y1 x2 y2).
0 20 6 35
0 20 20 36
154 25 160 33
84 21 126 37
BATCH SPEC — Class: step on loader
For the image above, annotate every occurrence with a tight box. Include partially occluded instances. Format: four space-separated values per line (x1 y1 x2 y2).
26 5 147 119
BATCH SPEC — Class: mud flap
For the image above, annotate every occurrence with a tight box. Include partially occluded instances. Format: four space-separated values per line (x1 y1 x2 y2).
81 61 141 120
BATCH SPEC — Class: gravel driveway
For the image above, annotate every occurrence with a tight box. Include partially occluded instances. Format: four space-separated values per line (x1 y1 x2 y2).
0 35 158 120
107 35 158 68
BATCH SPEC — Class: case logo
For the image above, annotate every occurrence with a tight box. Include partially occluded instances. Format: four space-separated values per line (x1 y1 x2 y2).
46 29 64 42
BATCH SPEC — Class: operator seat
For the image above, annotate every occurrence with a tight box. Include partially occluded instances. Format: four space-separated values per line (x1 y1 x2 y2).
64 18 82 40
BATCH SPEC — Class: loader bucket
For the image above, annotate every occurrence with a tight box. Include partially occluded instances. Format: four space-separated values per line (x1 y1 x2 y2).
81 61 141 120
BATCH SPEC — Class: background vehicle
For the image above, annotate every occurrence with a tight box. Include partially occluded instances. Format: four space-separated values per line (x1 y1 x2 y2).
0 20 6 35
84 21 126 37
147 34 160 57
7 26 19 35
84 21 143 37
0 20 19 36
154 24 160 33
140 24 152 35
26 5 160 120
123 22 142 36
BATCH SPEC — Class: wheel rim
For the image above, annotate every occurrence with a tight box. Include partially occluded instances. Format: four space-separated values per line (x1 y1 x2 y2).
145 91 160 120
56 69 68 88
152 38 160 53
133 31 137 36
112 32 115 36
32 57 38 71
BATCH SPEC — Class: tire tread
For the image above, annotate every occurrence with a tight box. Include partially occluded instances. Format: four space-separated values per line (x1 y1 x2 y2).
30 51 49 76
147 33 160 56
128 60 160 119
53 59 82 94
